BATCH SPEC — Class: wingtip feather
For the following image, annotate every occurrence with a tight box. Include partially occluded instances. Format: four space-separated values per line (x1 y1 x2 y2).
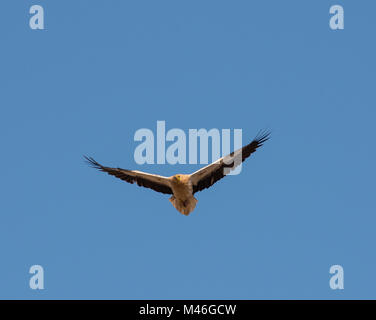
254 129 271 145
83 155 103 170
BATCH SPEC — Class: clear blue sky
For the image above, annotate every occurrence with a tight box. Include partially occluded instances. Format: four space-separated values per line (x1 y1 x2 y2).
1 0 375 299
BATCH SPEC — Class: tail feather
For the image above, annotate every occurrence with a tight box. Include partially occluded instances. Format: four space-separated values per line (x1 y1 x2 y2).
169 196 197 216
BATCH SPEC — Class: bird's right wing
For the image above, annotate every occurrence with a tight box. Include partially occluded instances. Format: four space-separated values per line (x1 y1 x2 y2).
85 156 173 194
190 130 270 193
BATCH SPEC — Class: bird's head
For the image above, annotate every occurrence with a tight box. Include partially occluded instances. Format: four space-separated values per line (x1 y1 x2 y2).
173 174 182 182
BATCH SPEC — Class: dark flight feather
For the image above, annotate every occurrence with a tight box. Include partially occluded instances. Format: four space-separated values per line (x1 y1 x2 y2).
84 156 173 195
192 130 270 194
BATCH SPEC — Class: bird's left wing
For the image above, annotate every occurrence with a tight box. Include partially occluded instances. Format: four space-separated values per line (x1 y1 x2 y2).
190 130 270 194
85 156 173 194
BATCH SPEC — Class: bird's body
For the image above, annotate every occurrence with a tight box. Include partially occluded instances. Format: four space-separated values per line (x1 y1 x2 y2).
85 131 270 216
169 174 197 215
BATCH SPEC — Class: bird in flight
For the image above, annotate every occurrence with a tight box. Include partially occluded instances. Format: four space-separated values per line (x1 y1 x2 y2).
85 131 270 216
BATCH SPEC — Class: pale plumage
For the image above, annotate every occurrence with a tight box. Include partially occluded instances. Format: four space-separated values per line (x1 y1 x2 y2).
85 131 270 215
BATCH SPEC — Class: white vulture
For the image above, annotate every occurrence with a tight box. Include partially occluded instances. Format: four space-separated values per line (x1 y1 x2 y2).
85 131 270 215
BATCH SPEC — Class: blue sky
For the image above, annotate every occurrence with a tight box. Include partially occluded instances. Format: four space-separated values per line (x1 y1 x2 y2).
0 0 375 299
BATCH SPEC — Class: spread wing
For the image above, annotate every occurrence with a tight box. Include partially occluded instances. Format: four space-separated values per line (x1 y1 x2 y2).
84 156 173 194
190 130 270 194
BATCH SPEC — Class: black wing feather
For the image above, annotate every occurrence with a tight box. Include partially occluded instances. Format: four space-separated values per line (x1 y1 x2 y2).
192 130 270 194
84 156 173 195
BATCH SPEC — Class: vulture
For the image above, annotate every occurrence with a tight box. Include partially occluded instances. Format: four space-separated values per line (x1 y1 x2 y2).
85 131 270 215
